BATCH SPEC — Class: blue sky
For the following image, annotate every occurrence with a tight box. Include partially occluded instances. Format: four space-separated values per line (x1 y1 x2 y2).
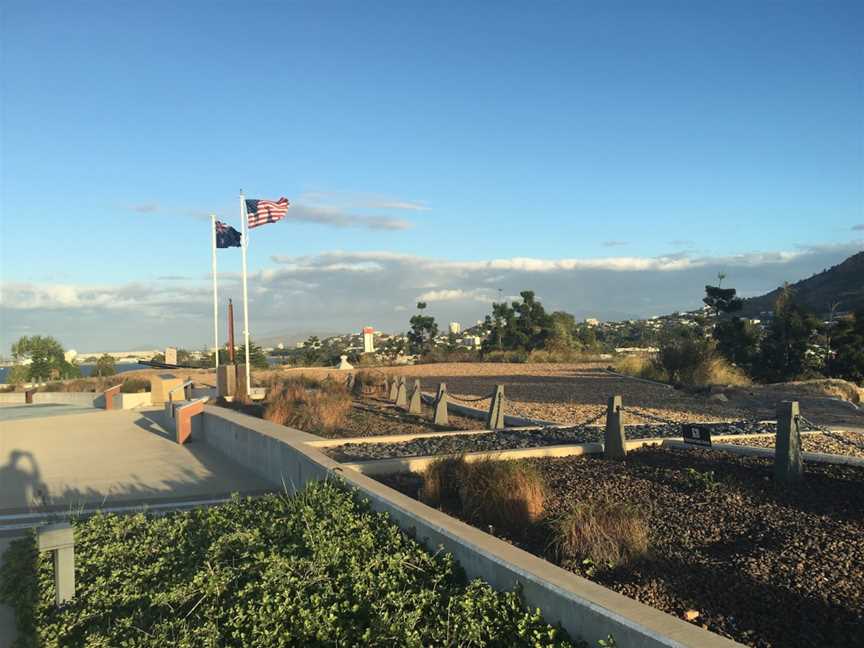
1 1 862 351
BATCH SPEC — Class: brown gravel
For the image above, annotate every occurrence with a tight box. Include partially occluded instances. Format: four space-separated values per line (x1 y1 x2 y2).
723 430 864 459
381 447 864 647
255 363 864 430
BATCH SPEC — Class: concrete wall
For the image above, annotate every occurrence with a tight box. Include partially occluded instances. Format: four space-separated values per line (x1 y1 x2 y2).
0 393 26 404
119 392 152 409
199 406 741 648
31 392 102 407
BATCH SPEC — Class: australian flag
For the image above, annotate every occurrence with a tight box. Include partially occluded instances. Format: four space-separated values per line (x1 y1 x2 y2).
215 220 242 248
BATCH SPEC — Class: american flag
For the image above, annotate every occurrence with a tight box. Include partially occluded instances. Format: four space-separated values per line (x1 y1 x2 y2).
245 197 290 229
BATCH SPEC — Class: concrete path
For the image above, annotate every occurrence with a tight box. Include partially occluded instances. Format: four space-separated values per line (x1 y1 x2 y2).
0 407 270 514
0 403 97 422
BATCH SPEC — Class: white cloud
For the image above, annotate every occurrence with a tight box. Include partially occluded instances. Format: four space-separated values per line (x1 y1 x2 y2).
287 205 411 230
417 288 494 303
2 241 860 350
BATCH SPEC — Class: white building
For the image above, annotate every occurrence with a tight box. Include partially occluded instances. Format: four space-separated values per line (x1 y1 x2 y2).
449 322 461 335
64 350 78 363
362 326 375 353
584 318 600 327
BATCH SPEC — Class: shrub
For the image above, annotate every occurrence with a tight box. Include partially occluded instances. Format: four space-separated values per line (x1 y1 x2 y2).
483 350 530 363
0 482 579 647
352 369 391 396
613 354 667 382
458 459 546 537
120 378 151 393
264 377 352 436
549 497 648 570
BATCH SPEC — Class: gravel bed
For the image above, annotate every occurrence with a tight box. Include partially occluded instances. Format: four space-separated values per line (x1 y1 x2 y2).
380 447 864 647
324 420 776 462
723 430 864 459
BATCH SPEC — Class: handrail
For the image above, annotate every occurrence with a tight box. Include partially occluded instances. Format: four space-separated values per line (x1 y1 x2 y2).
168 380 194 402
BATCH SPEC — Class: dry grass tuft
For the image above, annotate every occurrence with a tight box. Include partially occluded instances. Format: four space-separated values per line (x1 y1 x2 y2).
419 456 467 511
459 459 546 537
550 497 648 569
352 369 392 397
691 357 751 387
421 457 546 538
263 376 352 435
614 354 666 382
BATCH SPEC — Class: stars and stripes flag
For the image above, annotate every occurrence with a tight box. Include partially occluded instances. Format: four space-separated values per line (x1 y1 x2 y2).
245 197 290 229
215 220 242 248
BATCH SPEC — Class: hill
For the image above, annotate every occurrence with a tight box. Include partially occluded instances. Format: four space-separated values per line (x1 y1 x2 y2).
740 250 864 317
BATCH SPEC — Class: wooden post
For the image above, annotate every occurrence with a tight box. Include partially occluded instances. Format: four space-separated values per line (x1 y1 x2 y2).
486 385 505 429
434 383 449 426
37 523 75 606
604 395 627 459
775 400 803 486
408 379 422 415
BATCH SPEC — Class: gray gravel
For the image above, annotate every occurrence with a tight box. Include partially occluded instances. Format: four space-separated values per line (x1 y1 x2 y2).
324 420 777 462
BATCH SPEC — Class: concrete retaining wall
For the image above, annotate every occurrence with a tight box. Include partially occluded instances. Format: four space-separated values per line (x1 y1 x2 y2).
198 406 741 647
119 392 152 409
0 393 26 404
31 392 102 407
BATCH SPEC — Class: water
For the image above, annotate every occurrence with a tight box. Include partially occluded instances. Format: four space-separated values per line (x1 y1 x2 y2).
0 363 151 384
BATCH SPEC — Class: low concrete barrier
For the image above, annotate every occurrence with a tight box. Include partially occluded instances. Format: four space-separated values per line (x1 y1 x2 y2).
420 392 559 427
119 392 152 409
0 393 26 404
198 406 741 647
32 392 102 407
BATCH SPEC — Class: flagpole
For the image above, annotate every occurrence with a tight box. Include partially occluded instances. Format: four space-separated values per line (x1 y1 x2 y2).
240 191 252 397
210 214 219 371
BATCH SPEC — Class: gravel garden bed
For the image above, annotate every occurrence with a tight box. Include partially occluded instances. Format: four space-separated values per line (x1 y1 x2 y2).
380 447 864 647
0 482 580 647
213 397 482 438
722 430 864 459
324 420 777 462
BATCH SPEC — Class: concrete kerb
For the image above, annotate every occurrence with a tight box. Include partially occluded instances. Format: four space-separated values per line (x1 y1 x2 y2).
197 405 742 647
662 438 864 467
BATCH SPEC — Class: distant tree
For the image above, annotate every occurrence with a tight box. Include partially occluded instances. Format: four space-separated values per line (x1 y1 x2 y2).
756 286 821 382
237 341 269 369
827 310 864 385
150 352 165 364
481 291 553 353
713 318 762 373
92 354 116 377
10 335 78 381
408 302 439 355
547 311 579 352
6 365 30 385
703 283 743 322
379 337 407 360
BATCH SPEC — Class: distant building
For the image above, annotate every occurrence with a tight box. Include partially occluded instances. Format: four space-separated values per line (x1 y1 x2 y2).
449 322 461 335
362 327 375 353
584 318 600 327
64 350 77 363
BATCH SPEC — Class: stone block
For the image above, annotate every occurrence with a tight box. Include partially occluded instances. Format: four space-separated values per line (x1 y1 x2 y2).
150 374 182 405
217 364 237 398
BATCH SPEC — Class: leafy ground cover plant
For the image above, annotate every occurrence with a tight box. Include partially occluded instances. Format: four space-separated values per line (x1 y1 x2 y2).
0 481 581 648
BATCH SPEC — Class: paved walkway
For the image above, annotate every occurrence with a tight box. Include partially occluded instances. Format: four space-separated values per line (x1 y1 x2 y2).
0 407 270 514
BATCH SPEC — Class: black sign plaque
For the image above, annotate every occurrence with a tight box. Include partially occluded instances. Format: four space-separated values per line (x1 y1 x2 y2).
682 424 713 447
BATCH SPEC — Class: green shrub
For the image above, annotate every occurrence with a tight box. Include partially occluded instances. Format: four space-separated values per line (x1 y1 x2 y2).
483 350 530 363
120 378 151 393
0 482 580 647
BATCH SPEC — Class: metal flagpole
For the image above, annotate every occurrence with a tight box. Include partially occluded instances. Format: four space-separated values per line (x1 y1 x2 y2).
240 192 252 396
210 214 219 370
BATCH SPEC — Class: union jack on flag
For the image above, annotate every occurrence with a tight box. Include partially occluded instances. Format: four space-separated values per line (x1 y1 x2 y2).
215 220 242 248
245 197 290 229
